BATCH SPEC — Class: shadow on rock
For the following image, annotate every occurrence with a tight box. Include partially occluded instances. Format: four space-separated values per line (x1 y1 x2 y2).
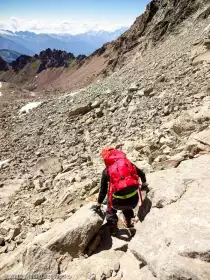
137 196 152 222
116 227 136 241
89 223 135 256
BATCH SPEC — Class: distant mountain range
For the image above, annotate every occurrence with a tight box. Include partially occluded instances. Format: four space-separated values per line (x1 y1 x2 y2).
0 49 22 63
0 28 128 57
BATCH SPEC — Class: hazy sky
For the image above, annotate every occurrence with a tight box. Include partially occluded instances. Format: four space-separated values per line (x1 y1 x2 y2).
0 0 151 34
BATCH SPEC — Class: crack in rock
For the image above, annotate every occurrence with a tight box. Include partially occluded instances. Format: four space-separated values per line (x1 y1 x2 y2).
152 179 194 209
179 251 210 263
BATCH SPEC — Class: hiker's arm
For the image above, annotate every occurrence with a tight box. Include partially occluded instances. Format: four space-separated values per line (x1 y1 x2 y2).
135 166 147 183
98 169 108 204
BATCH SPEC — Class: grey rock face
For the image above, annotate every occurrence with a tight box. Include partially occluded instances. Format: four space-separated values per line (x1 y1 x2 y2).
33 157 62 177
22 245 59 274
129 155 210 280
31 203 105 257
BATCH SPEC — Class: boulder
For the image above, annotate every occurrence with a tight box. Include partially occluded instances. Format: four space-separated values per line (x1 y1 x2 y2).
129 155 210 280
22 245 59 274
185 129 210 156
55 178 97 206
0 246 25 276
194 129 210 146
69 103 92 117
31 203 105 257
64 250 124 280
172 115 196 135
120 250 156 280
33 157 62 176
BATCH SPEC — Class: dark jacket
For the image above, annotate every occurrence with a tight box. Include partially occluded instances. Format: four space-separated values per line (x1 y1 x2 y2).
98 165 146 204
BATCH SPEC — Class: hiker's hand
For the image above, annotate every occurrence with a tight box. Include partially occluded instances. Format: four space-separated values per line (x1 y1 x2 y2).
141 182 150 193
91 203 101 212
142 182 148 188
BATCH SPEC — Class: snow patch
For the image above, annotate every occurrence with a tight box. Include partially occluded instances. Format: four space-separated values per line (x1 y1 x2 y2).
0 29 15 36
0 82 2 89
0 92 2 97
20 101 42 113
59 91 79 100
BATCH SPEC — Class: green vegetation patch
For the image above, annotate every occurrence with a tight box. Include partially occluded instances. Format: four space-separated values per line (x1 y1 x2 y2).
31 60 40 71
66 58 77 70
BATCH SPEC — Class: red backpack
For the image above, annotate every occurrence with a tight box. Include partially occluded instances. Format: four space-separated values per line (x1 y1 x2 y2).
103 149 142 209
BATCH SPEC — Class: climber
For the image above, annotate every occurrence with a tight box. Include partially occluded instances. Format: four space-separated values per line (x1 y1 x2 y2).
96 147 148 235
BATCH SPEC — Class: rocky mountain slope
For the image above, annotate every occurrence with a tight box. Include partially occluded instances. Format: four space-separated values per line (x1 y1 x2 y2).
1 0 210 93
0 0 210 279
0 48 86 89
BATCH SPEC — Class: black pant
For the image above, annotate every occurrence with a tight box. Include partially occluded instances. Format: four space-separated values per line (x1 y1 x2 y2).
106 193 139 226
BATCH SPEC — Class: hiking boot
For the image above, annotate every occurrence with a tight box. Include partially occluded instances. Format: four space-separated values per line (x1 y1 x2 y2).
123 218 135 228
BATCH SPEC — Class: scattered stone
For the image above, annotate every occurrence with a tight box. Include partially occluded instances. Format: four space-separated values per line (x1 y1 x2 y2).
136 90 145 96
89 186 99 196
128 83 139 92
75 174 82 182
91 100 101 108
95 108 104 118
88 273 96 280
0 237 5 246
6 225 21 241
33 194 46 206
144 87 153 96
112 270 117 277
0 216 6 223
30 215 44 226
102 268 113 278
114 262 120 272
0 244 7 254
69 103 92 116
42 179 52 191
7 242 16 252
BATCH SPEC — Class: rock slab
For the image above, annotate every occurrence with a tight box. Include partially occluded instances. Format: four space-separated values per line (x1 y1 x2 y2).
129 155 210 280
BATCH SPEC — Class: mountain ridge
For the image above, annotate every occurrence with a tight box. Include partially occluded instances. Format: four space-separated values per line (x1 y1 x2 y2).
0 27 128 56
